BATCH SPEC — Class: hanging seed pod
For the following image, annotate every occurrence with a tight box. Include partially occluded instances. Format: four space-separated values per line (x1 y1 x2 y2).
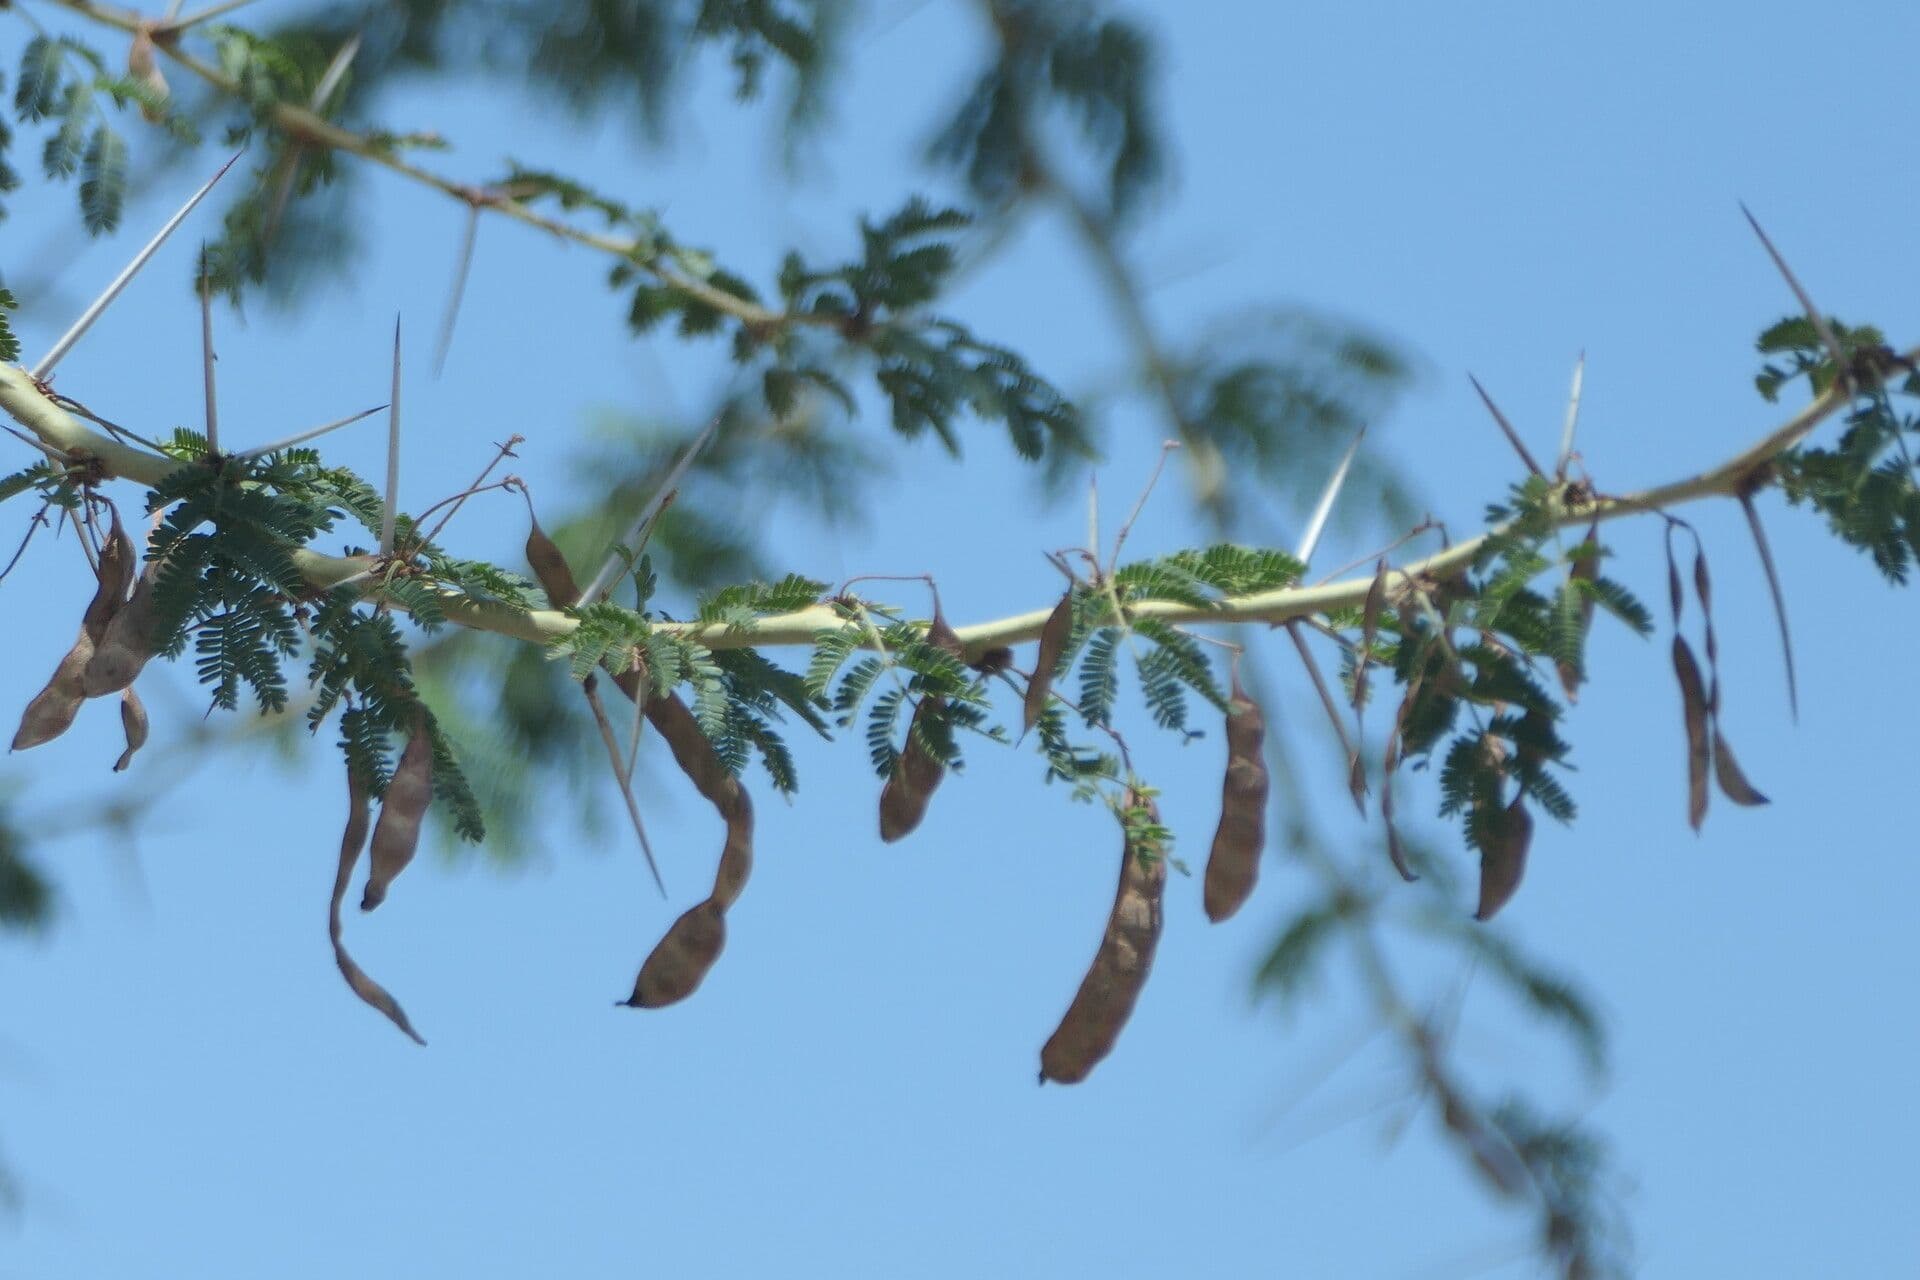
1203 675 1269 923
126 25 170 123
330 764 425 1044
623 900 727 1008
361 717 435 911
878 699 947 843
1671 636 1711 831
878 603 967 843
1023 591 1074 735
112 688 148 772
525 513 582 606
80 561 160 698
1473 794 1534 922
12 512 137 751
1039 792 1167 1085
1711 729 1769 807
1353 561 1389 711
613 684 757 1009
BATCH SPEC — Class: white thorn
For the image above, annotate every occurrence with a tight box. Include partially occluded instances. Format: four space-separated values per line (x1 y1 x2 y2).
576 412 723 606
32 152 243 380
1555 351 1585 478
379 318 402 556
310 34 362 112
199 247 219 454
237 405 386 460
1295 426 1366 568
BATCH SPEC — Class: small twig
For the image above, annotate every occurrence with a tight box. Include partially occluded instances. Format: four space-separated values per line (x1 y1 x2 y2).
235 404 386 460
1107 439 1180 574
159 0 260 33
53 395 172 454
0 502 53 586
1555 352 1585 479
33 151 242 379
418 434 524 545
1285 622 1365 815
582 675 666 897
576 413 722 606
1312 518 1438 587
379 317 402 556
1466 374 1545 479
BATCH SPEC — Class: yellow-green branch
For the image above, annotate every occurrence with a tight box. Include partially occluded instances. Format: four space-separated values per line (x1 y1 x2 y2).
0 357 1878 658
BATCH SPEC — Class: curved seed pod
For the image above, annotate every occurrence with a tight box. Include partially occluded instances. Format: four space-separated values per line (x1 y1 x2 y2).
1022 591 1074 735
112 688 149 772
1203 675 1269 923
878 698 946 843
525 514 582 606
622 900 727 1008
1711 729 1769 807
361 718 435 911
1671 636 1711 831
330 764 425 1044
1473 794 1534 922
12 512 137 751
1039 793 1167 1085
613 683 756 1005
80 560 160 698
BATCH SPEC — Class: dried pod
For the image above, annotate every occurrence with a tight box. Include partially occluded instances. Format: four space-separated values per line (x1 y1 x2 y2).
80 561 160 698
361 718 435 911
12 513 137 751
1353 561 1388 711
615 685 757 1008
12 636 95 752
1473 794 1534 922
1039 794 1167 1085
1203 677 1269 923
112 688 149 772
525 514 582 606
330 764 425 1044
1710 729 1770 807
878 698 947 843
1671 636 1711 831
622 900 727 1008
127 26 170 122
970 646 1014 675
1023 592 1074 735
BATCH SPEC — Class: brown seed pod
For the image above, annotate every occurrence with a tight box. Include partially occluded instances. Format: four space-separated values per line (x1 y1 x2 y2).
524 514 582 606
1353 561 1389 711
1203 675 1269 923
126 25 170 123
1039 793 1167 1085
330 764 425 1044
80 560 160 698
1473 794 1534 922
612 683 757 1007
1023 591 1074 735
1671 636 1711 831
361 717 435 912
622 900 727 1008
112 688 149 772
12 511 137 751
1710 729 1769 807
878 698 946 843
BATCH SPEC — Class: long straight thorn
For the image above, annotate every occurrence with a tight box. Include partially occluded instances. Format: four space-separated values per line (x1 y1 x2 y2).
198 246 219 454
1295 425 1366 569
433 205 481 376
310 33 362 111
1740 203 1848 387
237 404 386 460
1555 352 1585 479
379 318 402 556
1466 374 1545 478
576 412 723 606
33 151 243 379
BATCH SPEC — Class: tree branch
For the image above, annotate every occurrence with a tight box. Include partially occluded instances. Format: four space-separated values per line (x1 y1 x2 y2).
0 355 1878 658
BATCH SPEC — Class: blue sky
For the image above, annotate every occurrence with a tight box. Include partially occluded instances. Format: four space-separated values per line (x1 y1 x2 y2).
3 3 1918 1277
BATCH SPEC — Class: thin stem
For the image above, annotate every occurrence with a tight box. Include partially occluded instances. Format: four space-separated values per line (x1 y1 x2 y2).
1107 438 1180 574
417 435 524 546
198 247 218 455
380 318 402 556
